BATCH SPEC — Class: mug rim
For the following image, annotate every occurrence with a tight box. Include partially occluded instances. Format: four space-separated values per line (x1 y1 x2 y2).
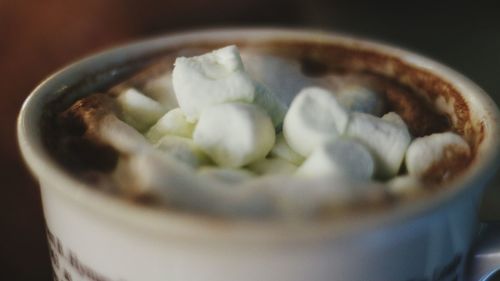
17 27 500 242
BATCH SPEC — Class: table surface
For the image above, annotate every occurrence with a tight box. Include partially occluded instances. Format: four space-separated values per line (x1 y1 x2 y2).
1 1 499 280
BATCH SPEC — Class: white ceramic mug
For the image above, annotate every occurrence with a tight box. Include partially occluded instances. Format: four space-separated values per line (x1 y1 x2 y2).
18 28 500 281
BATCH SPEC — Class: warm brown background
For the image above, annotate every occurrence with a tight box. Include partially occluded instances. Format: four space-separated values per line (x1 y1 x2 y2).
1 0 499 280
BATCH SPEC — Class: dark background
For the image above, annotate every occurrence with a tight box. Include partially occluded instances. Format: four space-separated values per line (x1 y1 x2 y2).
1 1 499 280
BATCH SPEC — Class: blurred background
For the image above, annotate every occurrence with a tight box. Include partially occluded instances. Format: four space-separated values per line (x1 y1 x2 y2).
1 0 499 280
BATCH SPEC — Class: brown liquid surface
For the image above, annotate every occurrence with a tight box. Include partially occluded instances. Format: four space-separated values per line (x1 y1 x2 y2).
41 39 482 215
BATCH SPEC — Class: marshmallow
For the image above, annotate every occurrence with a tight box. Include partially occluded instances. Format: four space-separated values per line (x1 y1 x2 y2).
405 132 470 177
248 158 298 175
172 45 255 122
128 151 274 217
125 150 200 202
296 138 375 181
116 88 166 132
241 52 314 106
198 167 255 184
193 103 275 168
346 112 411 178
382 112 407 128
142 73 178 110
98 114 151 154
145 108 195 142
270 134 304 165
283 87 349 157
112 156 139 195
337 85 383 115
155 136 208 169
253 83 288 127
260 176 386 217
386 175 422 197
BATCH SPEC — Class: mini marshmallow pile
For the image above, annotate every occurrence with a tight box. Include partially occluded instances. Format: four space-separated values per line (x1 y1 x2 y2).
100 45 470 216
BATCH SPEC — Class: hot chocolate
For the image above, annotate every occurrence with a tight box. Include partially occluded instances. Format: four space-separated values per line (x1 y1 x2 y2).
42 39 478 218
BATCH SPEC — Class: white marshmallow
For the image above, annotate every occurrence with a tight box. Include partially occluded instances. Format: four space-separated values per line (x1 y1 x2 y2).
337 85 383 115
382 112 407 128
98 114 151 154
283 87 349 157
112 156 140 195
155 135 208 169
198 167 255 184
172 45 255 122
405 132 470 177
145 108 195 142
241 52 314 106
128 151 274 217
126 150 201 203
270 134 304 165
296 138 374 181
142 73 178 110
386 175 422 197
346 112 411 178
116 88 166 132
248 158 297 175
253 83 288 127
256 176 386 218
193 102 275 168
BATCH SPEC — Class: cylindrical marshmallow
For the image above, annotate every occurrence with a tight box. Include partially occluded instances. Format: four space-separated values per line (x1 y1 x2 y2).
283 87 349 157
193 102 275 168
297 138 375 181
